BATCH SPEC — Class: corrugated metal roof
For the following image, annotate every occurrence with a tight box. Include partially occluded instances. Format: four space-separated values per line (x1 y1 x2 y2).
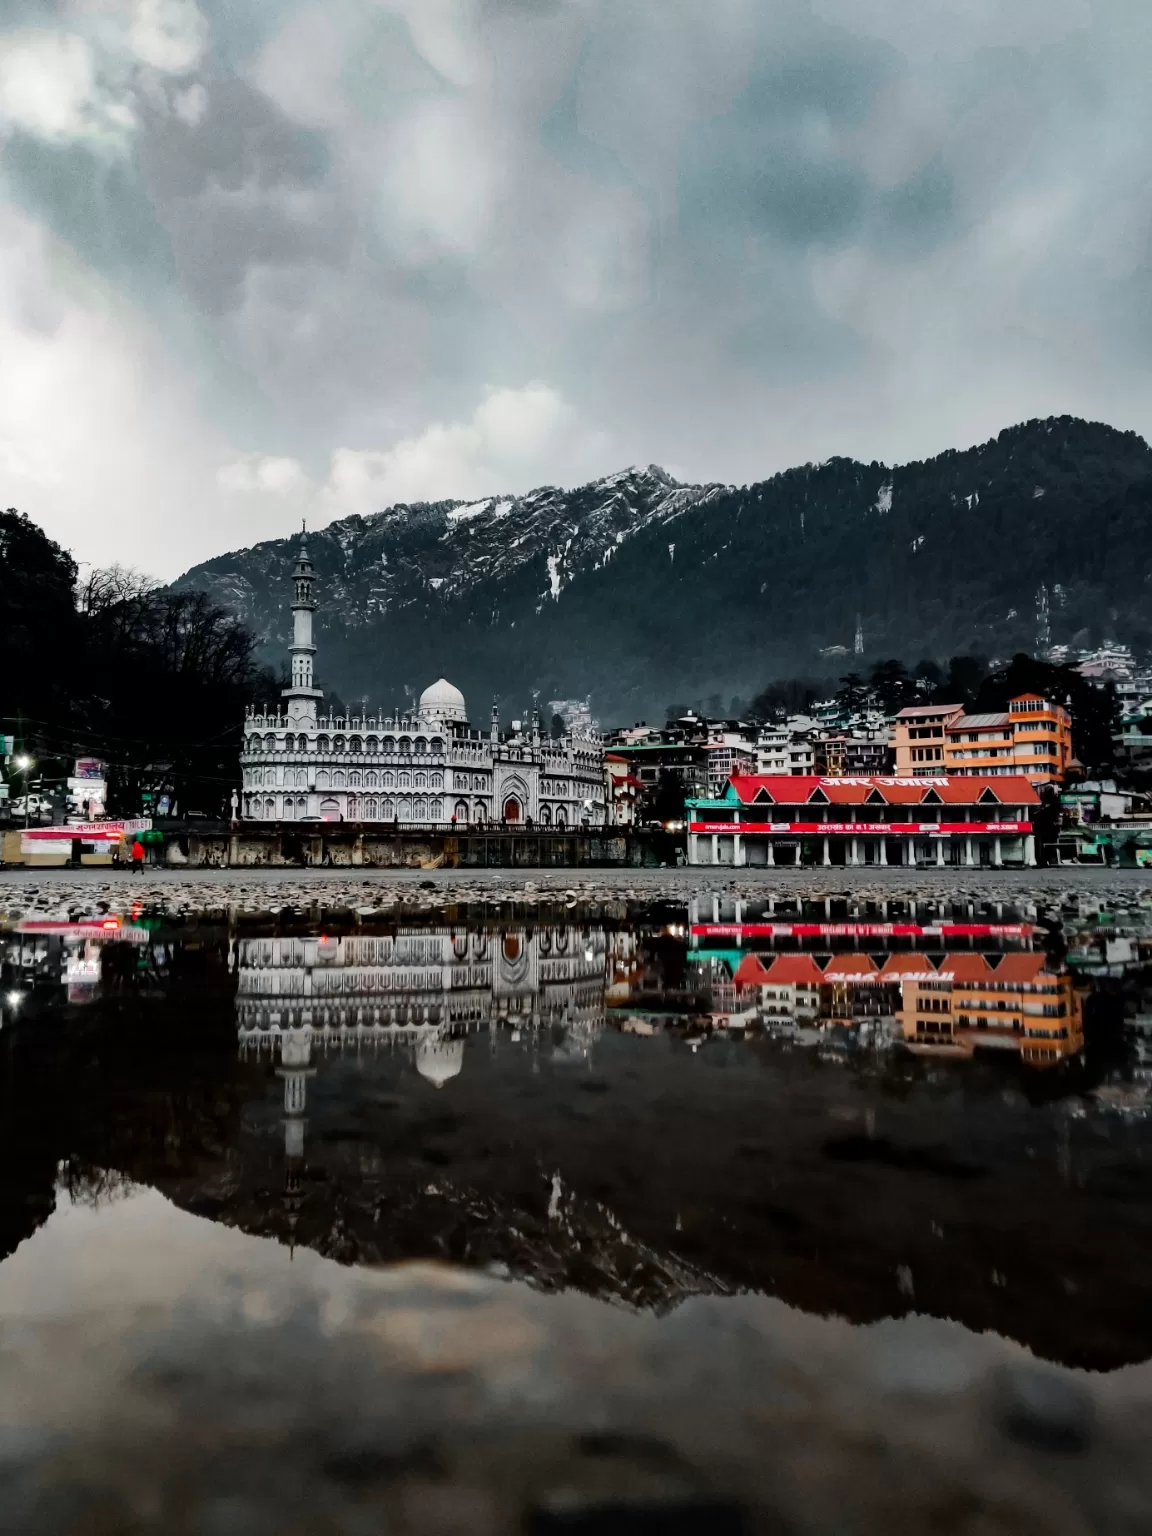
951 712 1010 730
895 704 963 718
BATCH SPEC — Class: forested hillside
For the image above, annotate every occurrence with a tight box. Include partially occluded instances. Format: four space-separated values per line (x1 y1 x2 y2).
175 416 1152 722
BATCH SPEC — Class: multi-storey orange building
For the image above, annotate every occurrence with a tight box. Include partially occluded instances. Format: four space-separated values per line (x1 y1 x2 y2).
893 693 1074 787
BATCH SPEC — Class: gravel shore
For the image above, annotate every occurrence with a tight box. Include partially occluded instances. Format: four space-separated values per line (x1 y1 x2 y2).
0 863 1149 919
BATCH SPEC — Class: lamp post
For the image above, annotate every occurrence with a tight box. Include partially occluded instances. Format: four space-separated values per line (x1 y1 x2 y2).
14 756 33 831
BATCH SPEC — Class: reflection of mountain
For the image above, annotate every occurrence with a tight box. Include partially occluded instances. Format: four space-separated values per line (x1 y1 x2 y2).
3 916 1152 1370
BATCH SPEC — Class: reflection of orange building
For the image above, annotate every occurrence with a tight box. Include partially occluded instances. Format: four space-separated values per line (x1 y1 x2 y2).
900 953 1083 1065
893 693 1074 788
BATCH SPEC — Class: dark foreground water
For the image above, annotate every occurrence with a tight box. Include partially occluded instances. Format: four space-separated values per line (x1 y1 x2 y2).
1 889 1152 1532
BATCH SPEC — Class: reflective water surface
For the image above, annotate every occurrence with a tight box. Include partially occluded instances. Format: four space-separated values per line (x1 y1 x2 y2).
2 888 1152 1531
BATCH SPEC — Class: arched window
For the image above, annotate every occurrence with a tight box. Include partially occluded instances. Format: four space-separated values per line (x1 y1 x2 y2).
365 771 378 788
320 798 340 822
366 736 379 754
383 800 396 820
556 807 567 828
415 737 428 756
383 736 396 753
317 769 330 789
503 798 521 823
454 800 469 821
430 801 442 820
349 770 362 788
474 802 486 822
317 735 330 753
399 737 412 755
415 772 427 788
399 771 411 788
333 770 346 788
333 736 346 754
431 737 445 755
283 798 296 820
541 805 552 825
365 798 378 819
264 796 276 818
263 734 275 752
348 797 361 819
400 798 412 820
383 770 395 788
350 736 362 754
430 773 443 790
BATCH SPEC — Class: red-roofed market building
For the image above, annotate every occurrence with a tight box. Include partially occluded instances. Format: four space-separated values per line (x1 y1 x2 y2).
687 774 1041 867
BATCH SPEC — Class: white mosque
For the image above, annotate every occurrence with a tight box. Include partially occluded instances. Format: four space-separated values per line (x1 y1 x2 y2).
240 538 605 826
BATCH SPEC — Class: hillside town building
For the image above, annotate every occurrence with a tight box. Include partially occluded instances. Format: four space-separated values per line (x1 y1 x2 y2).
893 694 1074 786
687 774 1041 867
240 540 605 826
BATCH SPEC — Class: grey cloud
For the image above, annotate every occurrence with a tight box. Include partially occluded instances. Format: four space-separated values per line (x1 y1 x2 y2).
3 0 1152 576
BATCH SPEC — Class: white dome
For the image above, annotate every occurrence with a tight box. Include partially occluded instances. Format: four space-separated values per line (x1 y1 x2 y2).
418 677 467 724
415 1035 464 1088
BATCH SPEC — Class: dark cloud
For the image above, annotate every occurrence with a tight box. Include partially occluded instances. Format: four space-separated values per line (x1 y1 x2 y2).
0 0 1150 576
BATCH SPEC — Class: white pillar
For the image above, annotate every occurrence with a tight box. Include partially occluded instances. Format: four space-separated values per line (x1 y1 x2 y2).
851 837 859 866
712 835 719 866
936 839 946 867
734 835 744 868
822 837 831 866
712 894 721 923
904 838 915 867
1024 834 1036 867
965 836 975 866
766 841 775 866
994 836 1003 867
879 839 888 866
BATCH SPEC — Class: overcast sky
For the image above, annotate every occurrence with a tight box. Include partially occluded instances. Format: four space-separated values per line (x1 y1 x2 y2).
1 0 1150 578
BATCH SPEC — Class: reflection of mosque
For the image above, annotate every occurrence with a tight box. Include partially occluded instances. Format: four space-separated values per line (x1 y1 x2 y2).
236 928 608 1185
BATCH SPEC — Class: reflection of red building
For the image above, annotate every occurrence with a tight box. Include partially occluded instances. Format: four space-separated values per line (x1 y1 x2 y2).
900 953 1083 1065
731 948 1083 1067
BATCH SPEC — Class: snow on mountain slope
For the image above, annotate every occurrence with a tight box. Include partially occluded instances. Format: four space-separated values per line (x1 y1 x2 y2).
176 464 727 646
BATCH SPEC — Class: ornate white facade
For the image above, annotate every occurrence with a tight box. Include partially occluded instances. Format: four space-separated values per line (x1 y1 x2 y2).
240 540 605 825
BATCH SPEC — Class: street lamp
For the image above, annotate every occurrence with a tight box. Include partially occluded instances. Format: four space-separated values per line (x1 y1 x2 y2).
14 756 33 830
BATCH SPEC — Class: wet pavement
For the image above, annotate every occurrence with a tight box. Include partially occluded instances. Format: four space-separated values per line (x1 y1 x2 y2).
1 882 1151 1531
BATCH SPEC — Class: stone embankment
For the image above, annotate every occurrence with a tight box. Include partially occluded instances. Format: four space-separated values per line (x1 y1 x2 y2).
0 864 1149 919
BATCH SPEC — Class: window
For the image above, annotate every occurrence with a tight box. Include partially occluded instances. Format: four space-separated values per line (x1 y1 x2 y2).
366 736 379 754
334 736 346 754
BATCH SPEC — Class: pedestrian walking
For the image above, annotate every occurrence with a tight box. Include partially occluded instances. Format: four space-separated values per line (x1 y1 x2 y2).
130 837 145 874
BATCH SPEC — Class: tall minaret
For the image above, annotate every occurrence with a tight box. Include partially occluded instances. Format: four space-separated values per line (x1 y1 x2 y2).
490 698 500 746
283 532 323 727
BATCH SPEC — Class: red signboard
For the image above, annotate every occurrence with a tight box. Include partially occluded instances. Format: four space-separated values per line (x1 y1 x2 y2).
21 819 151 842
688 821 1032 836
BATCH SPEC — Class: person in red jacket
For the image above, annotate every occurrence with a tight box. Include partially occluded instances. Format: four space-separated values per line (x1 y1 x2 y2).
130 838 145 873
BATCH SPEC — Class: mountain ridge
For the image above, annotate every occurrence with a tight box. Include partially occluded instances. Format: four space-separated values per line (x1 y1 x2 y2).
174 415 1152 721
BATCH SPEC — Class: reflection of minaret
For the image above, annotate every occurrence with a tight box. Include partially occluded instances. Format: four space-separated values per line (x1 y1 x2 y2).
276 1027 316 1251
854 614 864 656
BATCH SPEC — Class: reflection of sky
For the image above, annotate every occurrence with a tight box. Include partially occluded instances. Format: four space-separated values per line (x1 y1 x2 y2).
5 1180 1152 1414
